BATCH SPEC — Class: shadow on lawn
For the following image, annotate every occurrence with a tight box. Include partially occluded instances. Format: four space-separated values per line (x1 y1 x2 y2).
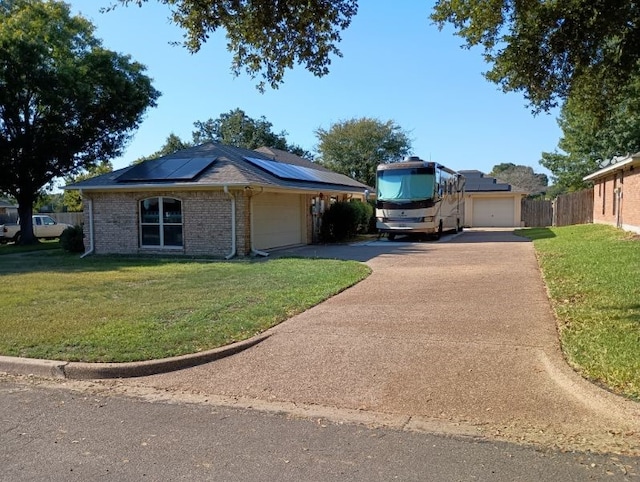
0 249 243 276
514 227 557 241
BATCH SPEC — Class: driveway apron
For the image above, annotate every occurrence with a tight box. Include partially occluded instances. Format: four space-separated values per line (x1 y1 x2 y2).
118 230 640 454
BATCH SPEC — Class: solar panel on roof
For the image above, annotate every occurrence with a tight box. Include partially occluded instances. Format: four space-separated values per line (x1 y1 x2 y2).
166 158 214 179
116 157 216 182
244 157 365 188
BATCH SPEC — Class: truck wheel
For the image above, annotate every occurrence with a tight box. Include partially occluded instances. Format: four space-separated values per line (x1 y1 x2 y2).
13 232 21 244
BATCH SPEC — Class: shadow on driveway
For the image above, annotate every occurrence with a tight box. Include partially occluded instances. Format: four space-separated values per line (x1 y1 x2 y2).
270 229 529 262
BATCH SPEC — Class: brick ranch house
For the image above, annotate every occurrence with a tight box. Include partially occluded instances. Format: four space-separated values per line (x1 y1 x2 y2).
584 153 640 234
65 142 372 257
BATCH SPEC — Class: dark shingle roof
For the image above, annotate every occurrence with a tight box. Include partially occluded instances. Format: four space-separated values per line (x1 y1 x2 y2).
66 142 371 193
459 170 512 192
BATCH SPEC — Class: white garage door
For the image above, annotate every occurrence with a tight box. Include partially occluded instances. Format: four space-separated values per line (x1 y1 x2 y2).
253 193 303 250
472 198 515 227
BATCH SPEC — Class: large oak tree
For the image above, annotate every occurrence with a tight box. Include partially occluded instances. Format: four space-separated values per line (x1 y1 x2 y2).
315 118 411 187
0 0 160 244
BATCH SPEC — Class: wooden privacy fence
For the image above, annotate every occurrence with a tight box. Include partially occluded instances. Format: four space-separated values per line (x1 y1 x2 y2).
521 188 594 227
49 212 84 226
521 199 553 227
553 188 593 226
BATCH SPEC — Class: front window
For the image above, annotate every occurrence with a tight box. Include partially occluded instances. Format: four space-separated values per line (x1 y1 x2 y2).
140 197 183 248
377 167 436 201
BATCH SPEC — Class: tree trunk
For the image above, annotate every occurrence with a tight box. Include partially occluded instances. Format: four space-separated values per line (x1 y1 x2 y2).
16 195 36 245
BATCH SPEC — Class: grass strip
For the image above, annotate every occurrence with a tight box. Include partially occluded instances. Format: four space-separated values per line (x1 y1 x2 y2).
0 240 61 255
517 224 640 400
0 251 370 362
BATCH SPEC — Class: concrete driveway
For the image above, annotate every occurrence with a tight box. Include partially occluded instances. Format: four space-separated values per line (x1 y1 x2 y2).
113 229 640 454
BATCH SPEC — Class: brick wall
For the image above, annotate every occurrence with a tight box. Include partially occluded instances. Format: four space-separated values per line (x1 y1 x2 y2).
593 166 640 233
81 188 346 257
622 168 640 232
83 189 248 257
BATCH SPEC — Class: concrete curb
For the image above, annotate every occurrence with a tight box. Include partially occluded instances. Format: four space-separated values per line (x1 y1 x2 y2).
0 334 270 380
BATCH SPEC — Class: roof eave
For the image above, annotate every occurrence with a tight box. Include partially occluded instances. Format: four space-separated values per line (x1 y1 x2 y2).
584 154 640 181
63 181 370 194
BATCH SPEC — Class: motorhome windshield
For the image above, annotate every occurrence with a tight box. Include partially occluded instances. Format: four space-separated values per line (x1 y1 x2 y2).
377 167 436 201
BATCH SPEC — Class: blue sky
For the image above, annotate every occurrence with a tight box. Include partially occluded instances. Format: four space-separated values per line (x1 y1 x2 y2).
68 1 562 178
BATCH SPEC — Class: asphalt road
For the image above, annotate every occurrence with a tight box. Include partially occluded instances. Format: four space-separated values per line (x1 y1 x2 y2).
2 375 638 481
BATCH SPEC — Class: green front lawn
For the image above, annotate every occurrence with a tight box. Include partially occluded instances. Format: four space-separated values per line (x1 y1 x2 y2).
0 251 370 363
517 224 640 400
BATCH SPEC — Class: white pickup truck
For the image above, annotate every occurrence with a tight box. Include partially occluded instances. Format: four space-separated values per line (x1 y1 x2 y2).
0 215 73 244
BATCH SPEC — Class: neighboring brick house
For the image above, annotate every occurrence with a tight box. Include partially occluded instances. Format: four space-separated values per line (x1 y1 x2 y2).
65 142 371 257
584 153 640 234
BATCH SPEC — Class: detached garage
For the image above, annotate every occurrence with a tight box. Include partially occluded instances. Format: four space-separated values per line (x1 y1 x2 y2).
460 170 525 228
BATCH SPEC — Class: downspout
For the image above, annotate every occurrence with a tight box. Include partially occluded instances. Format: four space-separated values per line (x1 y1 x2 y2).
249 187 269 257
223 185 236 259
616 170 624 229
80 191 94 258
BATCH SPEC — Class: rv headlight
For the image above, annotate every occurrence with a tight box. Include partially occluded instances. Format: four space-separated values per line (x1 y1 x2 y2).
424 216 434 222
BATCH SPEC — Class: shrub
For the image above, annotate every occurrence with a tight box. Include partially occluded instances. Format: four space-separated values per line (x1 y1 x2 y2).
320 201 359 242
366 199 378 233
60 225 85 253
349 199 374 234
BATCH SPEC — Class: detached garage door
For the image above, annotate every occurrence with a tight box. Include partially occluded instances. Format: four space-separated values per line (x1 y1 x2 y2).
472 197 515 227
253 193 304 250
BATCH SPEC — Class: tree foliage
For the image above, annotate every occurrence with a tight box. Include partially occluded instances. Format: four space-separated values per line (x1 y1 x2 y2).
540 75 640 193
0 0 159 243
431 1 640 115
133 133 193 164
33 192 64 214
192 108 291 149
136 109 313 164
489 163 548 195
315 118 411 187
63 162 114 211
116 0 358 91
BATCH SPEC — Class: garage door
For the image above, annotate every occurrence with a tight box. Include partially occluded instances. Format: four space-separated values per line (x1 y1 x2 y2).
472 198 515 227
253 193 304 250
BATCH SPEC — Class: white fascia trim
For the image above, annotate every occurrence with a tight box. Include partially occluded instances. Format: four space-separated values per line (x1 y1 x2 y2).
584 154 640 181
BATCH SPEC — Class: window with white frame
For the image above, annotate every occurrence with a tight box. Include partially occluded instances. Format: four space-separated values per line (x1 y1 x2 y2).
140 197 183 248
